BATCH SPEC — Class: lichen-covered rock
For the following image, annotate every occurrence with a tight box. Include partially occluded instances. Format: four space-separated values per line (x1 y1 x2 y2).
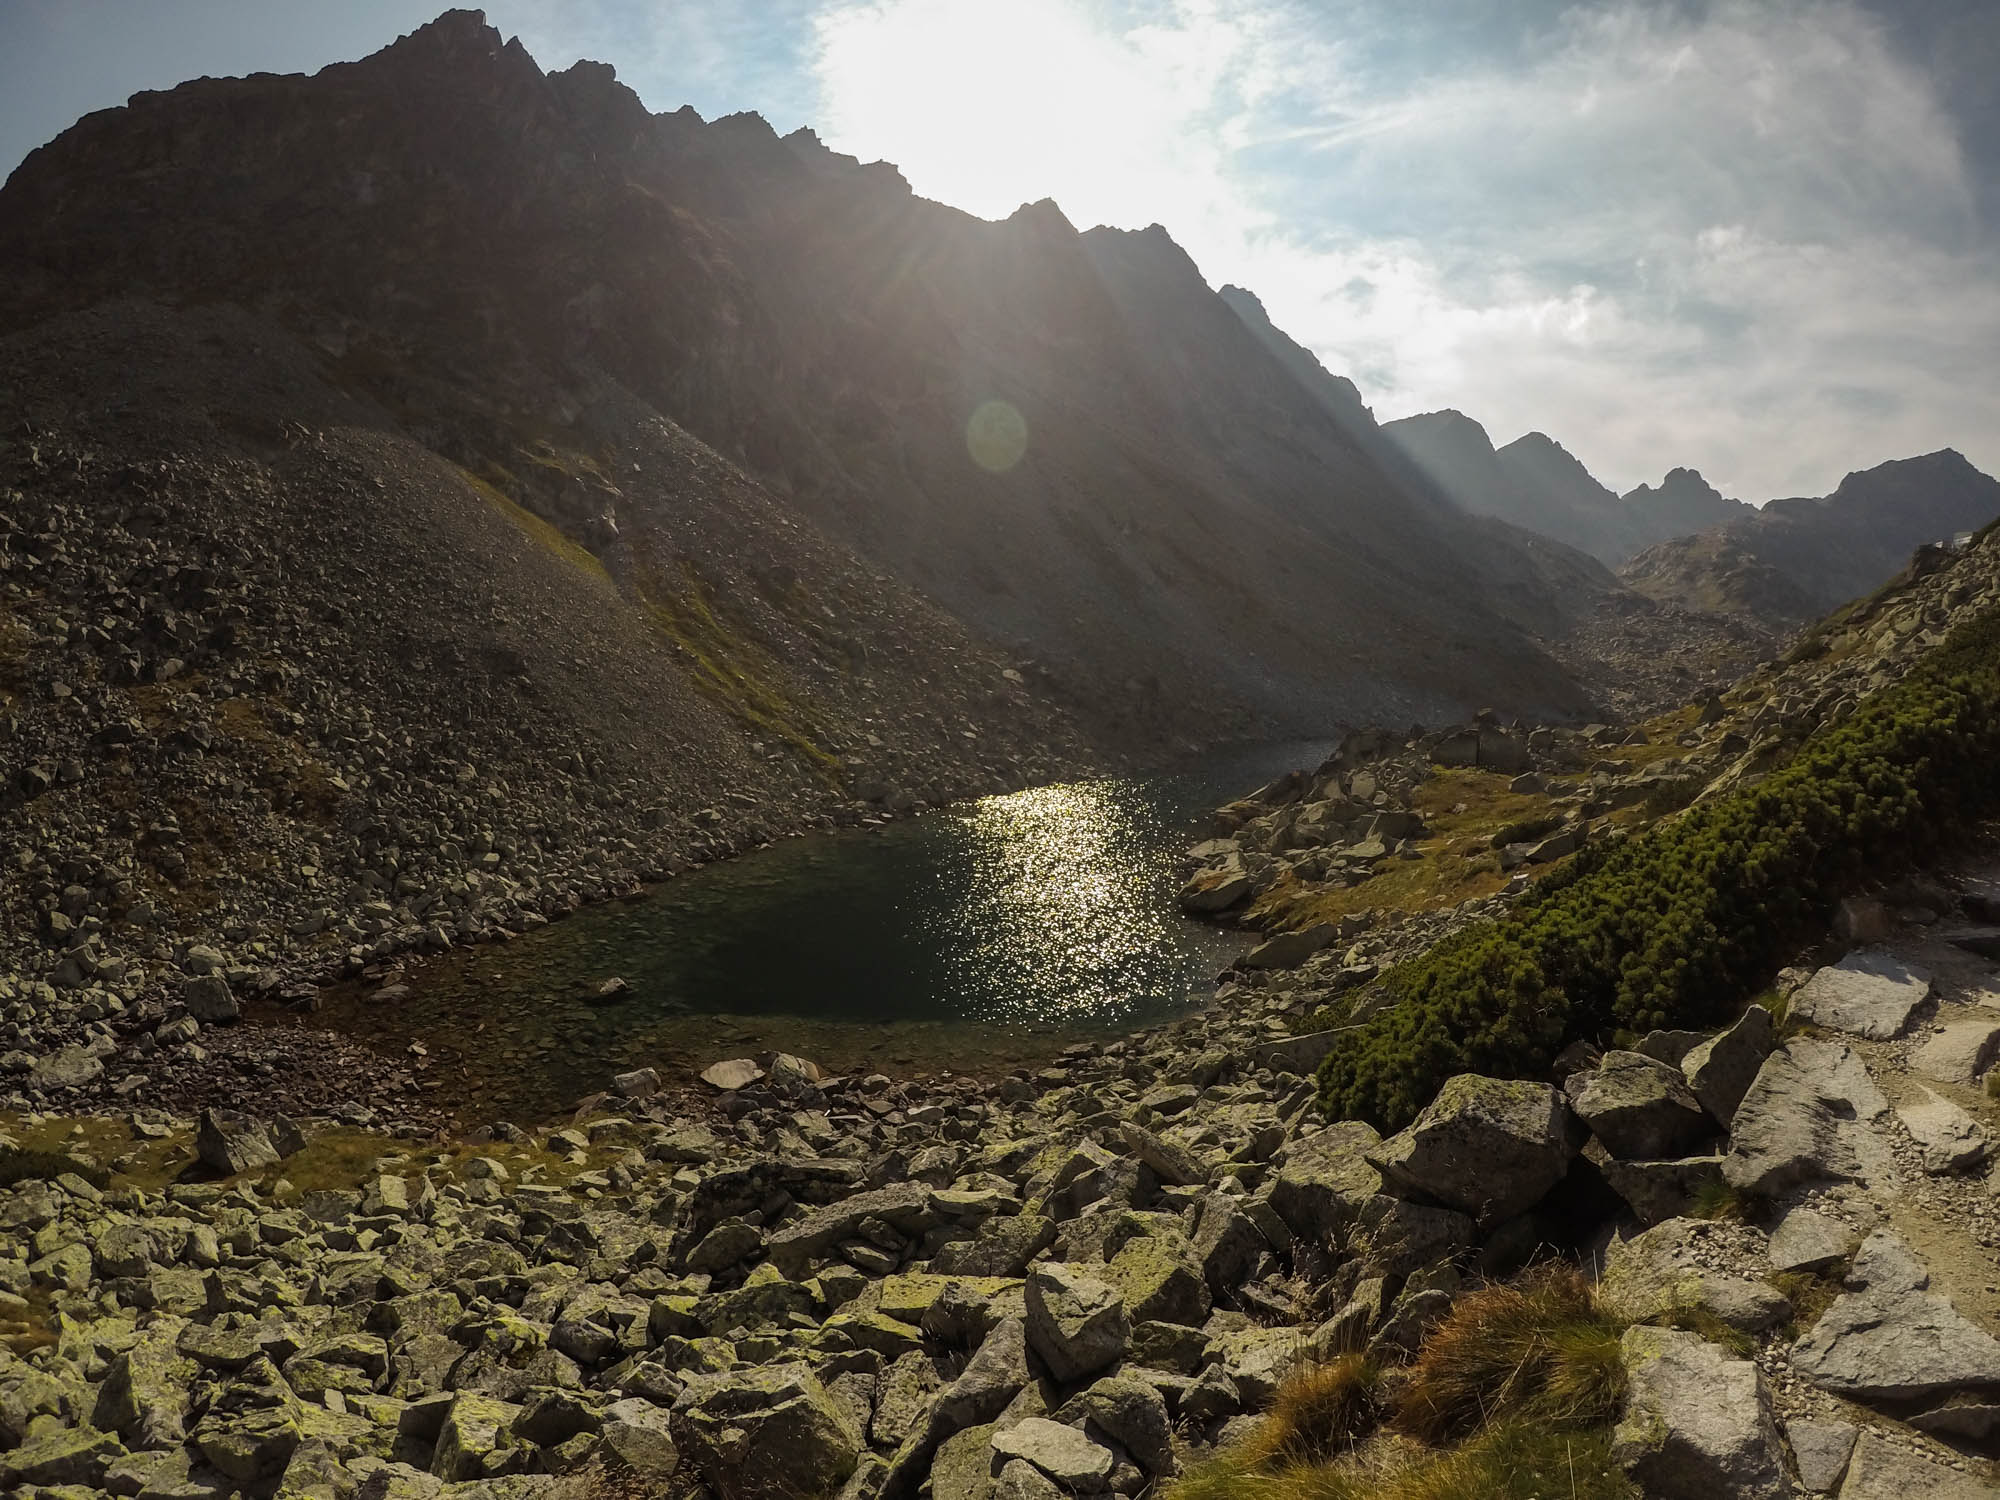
1268 1120 1382 1240
1611 1325 1785 1499
1565 1050 1711 1159
1790 951 1932 1039
1680 1003 1775 1124
1791 1231 2000 1405
1601 1218 1791 1331
1722 1040 1895 1196
1368 1075 1577 1227
195 1108 281 1175
1103 1231 1210 1327
1025 1263 1129 1382
669 1362 861 1500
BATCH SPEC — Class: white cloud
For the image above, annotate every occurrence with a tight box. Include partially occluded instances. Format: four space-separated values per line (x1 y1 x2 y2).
806 0 2000 500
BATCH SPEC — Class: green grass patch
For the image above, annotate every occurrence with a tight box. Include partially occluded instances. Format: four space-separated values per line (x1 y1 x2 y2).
1317 601 2000 1130
0 1145 110 1190
458 465 612 583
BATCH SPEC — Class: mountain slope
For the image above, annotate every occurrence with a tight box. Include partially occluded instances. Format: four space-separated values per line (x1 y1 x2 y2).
0 8 1595 735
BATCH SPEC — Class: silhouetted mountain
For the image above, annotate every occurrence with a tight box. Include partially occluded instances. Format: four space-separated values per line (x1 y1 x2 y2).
0 8 1603 737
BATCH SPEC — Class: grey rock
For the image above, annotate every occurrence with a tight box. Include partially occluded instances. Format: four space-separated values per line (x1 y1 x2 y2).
429 1392 522 1482
1240 923 1337 970
993 1458 1064 1500
195 1108 281 1175
669 1362 861 1500
990 1418 1114 1487
1268 1120 1383 1240
684 1218 763 1275
1897 1085 1992 1174
1910 1016 2000 1085
932 1214 1056 1277
1350 1194 1474 1278
1025 1263 1129 1382
1367 1074 1578 1227
1791 1231 2000 1404
1791 951 1932 1039
1835 1431 1995 1500
699 1058 763 1091
1068 1373 1175 1477
1103 1231 1209 1327
1784 1416 1857 1493
1565 1051 1711 1160
1586 1143 1723 1227
1611 1325 1785 1499
183 973 238 1022
28 1046 103 1090
1768 1207 1857 1274
1722 1040 1896 1196
930 1423 998 1500
1117 1121 1208 1186
1681 1004 1775 1125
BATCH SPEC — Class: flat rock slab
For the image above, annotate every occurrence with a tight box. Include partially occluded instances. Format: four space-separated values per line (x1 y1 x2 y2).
1768 1207 1858 1274
1602 1218 1790 1332
1911 1016 2000 1084
700 1058 764 1091
1835 1431 1996 1500
1791 1230 2000 1404
1783 1416 1857 1493
1792 951 1932 1039
1723 1040 1897 1197
990 1418 1113 1487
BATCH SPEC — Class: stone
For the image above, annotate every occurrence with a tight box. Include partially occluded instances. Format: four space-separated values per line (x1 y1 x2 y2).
684 1219 763 1275
1367 1074 1578 1228
1104 1232 1210 1327
1602 1219 1791 1332
766 1183 938 1276
1180 869 1250 914
1025 1263 1129 1382
931 1214 1056 1277
1565 1051 1711 1160
1680 1004 1775 1125
1835 1431 1995 1500
1767 1207 1857 1274
877 1320 1030 1500
669 1362 861 1500
930 1423 998 1500
429 1393 522 1481
183 973 238 1022
612 1066 660 1098
28 1046 103 1090
699 1058 764 1091
1117 1121 1208 1186
1909 1393 2000 1441
196 1108 282 1174
991 1418 1114 1488
598 1396 678 1477
1911 1016 2000 1084
92 1318 198 1447
1189 1193 1265 1293
1784 1416 1857 1492
1068 1373 1175 1477
1586 1144 1723 1227
1791 1231 2000 1404
1240 923 1338 970
1268 1121 1383 1240
1350 1194 1474 1278
1897 1085 1992 1173
1722 1040 1896 1196
1790 951 1932 1039
993 1458 1064 1500
1611 1325 1785 1499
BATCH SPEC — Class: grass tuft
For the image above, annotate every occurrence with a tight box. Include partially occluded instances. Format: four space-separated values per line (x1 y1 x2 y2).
1236 1356 1384 1470
1771 1265 1848 1340
1393 1268 1628 1446
1689 1178 1749 1223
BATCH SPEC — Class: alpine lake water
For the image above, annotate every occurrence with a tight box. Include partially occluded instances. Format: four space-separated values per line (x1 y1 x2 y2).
283 740 1334 1124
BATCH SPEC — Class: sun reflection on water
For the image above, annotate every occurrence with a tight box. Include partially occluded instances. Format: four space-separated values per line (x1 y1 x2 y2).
941 778 1200 1025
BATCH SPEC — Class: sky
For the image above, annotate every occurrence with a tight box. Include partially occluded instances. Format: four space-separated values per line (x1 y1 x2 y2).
3 0 1997 502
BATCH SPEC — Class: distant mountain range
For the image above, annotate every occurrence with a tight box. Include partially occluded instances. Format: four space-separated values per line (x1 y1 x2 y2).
1380 410 2000 627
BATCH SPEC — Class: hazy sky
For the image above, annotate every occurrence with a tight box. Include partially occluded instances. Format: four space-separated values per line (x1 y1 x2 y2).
4 0 1996 501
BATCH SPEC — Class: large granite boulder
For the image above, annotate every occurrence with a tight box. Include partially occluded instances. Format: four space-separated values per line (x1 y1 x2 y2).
1268 1121 1382 1240
1367 1075 1578 1227
1612 1325 1785 1499
1722 1040 1895 1196
1790 951 1932 1039
669 1362 862 1500
1680 1003 1775 1125
1025 1263 1129 1382
1564 1051 1711 1159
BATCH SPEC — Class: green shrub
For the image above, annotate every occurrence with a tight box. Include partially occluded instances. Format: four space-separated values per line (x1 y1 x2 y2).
1319 603 2000 1130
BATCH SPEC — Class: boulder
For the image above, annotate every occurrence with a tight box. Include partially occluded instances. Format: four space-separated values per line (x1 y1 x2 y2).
1240 923 1338 970
1601 1219 1791 1331
1025 1263 1129 1382
429 1392 523 1481
699 1058 763 1091
669 1362 861 1500
1767 1208 1857 1274
1564 1051 1711 1159
1117 1122 1209 1186
991 1418 1114 1488
1680 1004 1775 1125
1783 1416 1857 1493
183 973 238 1022
1722 1040 1896 1197
92 1318 198 1447
1834 1431 1995 1499
1790 1231 2000 1405
1911 1015 2000 1084
1897 1086 1991 1174
196 1109 282 1175
1066 1373 1175 1477
1350 1194 1474 1278
27 1046 103 1090
1103 1233 1210 1327
1367 1074 1578 1228
1611 1325 1785 1499
931 1215 1056 1277
1790 951 1932 1040
1268 1121 1383 1240
1585 1143 1723 1227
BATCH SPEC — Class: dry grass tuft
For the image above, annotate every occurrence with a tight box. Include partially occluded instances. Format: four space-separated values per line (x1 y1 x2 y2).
1236 1356 1384 1470
1392 1268 1628 1446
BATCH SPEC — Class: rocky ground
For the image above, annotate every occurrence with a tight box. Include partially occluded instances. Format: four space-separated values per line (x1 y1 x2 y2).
7 881 2000 1498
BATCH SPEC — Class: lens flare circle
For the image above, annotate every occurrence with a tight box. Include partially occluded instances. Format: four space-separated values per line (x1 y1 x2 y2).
967 398 1029 472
